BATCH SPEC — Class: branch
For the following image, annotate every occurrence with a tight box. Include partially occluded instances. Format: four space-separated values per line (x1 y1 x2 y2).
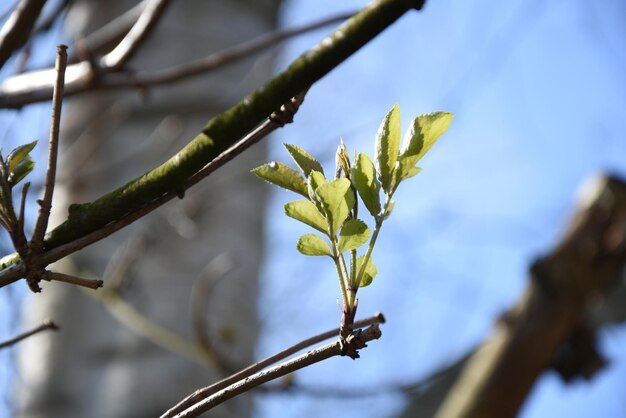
0 319 58 349
42 270 102 289
435 174 626 418
161 313 385 418
99 0 171 70
30 44 67 253
164 323 383 418
93 11 355 90
0 0 46 69
0 10 354 108
31 0 71 35
70 0 147 60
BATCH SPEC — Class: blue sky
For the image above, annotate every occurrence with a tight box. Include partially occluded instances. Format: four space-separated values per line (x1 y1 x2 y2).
1 1 625 417
256 0 626 417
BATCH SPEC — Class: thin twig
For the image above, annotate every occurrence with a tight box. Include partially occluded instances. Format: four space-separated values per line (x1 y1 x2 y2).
100 0 171 70
96 287 218 367
0 0 46 70
70 0 146 61
101 12 354 89
161 313 385 418
261 350 471 397
0 319 58 349
31 0 72 35
17 181 29 232
30 44 67 253
168 324 382 418
0 11 352 108
42 270 103 289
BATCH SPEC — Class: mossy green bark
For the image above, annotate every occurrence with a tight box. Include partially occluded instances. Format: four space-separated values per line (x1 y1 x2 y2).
2 0 426 269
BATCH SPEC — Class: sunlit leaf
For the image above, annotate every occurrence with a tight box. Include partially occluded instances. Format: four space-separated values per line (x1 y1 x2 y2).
315 178 352 235
375 104 401 193
284 200 327 234
8 157 34 186
351 153 381 217
399 112 453 167
307 170 328 212
398 162 422 182
338 219 370 252
7 141 37 173
284 143 324 178
296 233 332 256
356 255 377 287
252 161 308 197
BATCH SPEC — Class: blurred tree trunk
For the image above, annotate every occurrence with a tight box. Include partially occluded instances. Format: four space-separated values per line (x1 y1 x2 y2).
15 1 280 417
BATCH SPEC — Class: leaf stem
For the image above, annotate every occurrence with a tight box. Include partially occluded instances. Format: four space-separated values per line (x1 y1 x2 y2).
349 193 393 306
329 237 350 312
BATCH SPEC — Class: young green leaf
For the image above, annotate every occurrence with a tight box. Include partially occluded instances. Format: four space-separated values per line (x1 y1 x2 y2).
252 161 308 197
307 170 328 207
315 178 352 235
356 255 378 287
351 153 381 217
296 233 332 256
399 111 453 167
335 139 351 179
7 141 37 173
284 200 327 234
375 104 401 193
8 157 35 186
329 189 356 238
284 144 324 177
338 219 370 252
397 162 422 183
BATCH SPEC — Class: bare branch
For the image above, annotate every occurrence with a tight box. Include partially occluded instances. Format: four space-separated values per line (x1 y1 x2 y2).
0 11 352 108
100 11 354 89
0 319 58 349
99 0 171 70
96 287 219 367
191 253 237 373
31 0 71 35
0 0 46 70
42 270 103 289
30 44 67 253
161 313 385 418
71 0 146 60
163 323 383 418
436 174 626 418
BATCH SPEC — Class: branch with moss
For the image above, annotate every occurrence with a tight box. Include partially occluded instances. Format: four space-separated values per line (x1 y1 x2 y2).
0 0 427 288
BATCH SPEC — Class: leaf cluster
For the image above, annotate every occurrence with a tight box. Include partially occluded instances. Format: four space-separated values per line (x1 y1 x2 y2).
253 105 452 306
0 141 36 232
